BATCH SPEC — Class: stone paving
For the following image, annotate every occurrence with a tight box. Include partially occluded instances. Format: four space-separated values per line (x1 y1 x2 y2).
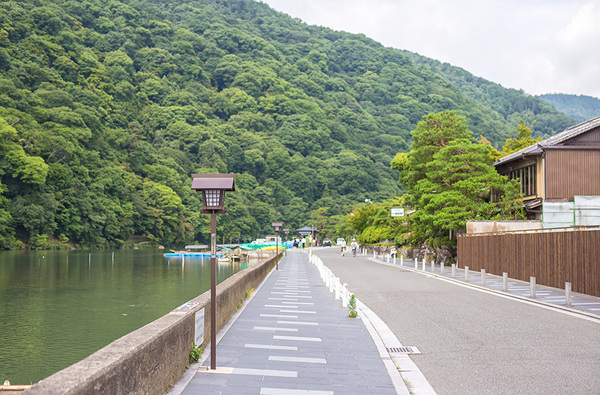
174 250 402 395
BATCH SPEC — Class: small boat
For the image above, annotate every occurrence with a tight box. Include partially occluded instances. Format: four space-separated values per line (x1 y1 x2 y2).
164 251 212 257
164 244 210 257
217 256 232 263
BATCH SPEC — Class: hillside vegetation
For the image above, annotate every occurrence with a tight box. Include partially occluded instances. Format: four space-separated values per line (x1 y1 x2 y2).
0 0 576 249
539 94 600 123
405 52 575 139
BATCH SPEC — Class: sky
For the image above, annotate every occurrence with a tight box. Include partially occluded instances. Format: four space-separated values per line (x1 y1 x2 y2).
261 0 600 98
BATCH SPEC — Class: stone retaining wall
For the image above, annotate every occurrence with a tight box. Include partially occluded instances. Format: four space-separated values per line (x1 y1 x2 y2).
24 254 280 395
361 244 456 265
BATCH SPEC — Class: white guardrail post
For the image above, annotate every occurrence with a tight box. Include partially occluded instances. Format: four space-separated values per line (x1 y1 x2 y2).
342 283 349 307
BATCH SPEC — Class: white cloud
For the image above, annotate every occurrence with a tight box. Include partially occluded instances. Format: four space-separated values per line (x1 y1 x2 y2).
262 0 600 98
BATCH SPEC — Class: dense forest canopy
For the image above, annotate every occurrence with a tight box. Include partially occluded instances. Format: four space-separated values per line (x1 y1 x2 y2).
0 0 576 249
539 94 600 123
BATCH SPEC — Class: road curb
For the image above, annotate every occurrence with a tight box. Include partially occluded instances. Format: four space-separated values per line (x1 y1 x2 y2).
368 258 600 324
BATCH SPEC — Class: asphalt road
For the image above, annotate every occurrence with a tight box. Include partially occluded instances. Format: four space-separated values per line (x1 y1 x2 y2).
312 247 600 395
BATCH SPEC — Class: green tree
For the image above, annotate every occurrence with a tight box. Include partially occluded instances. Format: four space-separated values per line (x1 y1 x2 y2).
395 112 522 241
0 117 49 185
500 120 542 157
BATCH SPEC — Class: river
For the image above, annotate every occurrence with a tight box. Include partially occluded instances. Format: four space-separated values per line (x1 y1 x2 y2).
0 249 251 385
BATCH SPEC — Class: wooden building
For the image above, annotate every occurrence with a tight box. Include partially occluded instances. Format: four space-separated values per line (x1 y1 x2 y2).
494 116 600 219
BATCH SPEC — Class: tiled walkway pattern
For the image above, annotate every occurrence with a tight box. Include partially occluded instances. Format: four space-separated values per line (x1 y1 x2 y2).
182 251 397 395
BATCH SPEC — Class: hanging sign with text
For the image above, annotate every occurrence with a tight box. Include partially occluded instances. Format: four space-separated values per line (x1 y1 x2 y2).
391 207 405 217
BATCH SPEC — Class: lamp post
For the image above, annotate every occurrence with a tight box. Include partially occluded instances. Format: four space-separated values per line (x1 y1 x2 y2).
272 222 283 270
191 173 235 370
283 228 289 241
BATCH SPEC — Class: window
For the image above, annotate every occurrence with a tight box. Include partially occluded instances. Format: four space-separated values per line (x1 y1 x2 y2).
508 164 536 196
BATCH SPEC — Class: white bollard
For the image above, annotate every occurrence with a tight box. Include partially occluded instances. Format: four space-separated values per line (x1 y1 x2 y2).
422 258 426 271
329 273 335 293
481 269 486 286
465 266 469 281
451 264 456 278
414 258 418 269
503 272 508 292
393 255 396 265
565 282 572 306
440 261 444 275
530 276 536 298
400 255 403 266
431 260 435 272
373 251 376 259
342 283 349 307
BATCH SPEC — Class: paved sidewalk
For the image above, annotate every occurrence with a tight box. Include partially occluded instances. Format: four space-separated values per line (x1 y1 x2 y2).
172 250 403 395
373 254 600 319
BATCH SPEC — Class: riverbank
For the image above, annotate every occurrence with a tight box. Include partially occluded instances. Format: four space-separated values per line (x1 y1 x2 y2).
0 250 254 386
22 253 281 395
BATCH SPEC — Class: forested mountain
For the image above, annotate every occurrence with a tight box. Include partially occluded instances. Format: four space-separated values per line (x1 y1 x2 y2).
0 0 576 249
539 94 600 123
405 52 575 139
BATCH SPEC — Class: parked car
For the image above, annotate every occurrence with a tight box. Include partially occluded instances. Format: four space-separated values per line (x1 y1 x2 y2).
322 237 332 246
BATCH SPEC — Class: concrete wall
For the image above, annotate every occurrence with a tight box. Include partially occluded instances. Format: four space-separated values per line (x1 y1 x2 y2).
23 254 280 395
466 220 543 234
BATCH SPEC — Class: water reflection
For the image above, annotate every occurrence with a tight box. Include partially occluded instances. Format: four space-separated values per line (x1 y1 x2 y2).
0 249 253 385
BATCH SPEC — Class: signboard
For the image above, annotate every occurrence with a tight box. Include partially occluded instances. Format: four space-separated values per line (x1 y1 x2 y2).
195 308 205 345
391 207 405 217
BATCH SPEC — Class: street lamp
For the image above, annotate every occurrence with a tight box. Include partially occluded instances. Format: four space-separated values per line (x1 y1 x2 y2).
272 222 283 270
283 228 289 241
191 173 235 370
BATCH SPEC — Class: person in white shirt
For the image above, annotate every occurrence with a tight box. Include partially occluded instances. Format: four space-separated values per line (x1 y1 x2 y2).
350 239 359 257
339 238 347 256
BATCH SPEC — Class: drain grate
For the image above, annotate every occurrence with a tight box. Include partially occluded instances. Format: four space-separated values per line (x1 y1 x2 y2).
387 346 421 354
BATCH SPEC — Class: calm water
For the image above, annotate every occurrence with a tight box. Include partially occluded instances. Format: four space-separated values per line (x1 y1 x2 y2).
0 249 251 385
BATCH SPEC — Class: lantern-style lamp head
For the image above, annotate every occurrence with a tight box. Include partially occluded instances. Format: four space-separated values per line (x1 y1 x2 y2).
272 222 283 232
191 173 235 214
283 228 289 235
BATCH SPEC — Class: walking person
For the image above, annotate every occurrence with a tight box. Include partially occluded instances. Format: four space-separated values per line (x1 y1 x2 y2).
339 238 347 256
